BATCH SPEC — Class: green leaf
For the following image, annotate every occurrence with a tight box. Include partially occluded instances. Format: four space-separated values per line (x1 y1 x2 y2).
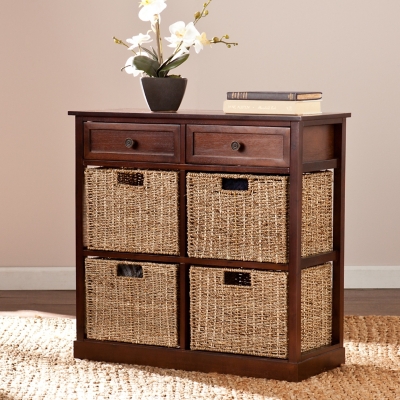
161 52 175 65
133 56 160 77
158 54 189 74
155 53 175 76
150 46 159 59
157 70 168 77
139 47 158 61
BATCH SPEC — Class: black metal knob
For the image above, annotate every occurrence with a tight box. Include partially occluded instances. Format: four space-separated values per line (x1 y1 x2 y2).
125 138 136 148
231 141 242 151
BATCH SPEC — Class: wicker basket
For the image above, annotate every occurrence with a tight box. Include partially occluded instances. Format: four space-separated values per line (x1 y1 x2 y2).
85 258 179 347
84 168 179 255
186 171 332 263
190 263 332 358
301 263 332 352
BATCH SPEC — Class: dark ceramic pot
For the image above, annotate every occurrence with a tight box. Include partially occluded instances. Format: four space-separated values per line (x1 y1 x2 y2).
140 77 187 112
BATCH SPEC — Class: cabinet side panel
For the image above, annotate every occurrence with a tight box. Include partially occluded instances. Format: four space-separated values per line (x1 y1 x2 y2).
303 125 334 162
75 116 86 341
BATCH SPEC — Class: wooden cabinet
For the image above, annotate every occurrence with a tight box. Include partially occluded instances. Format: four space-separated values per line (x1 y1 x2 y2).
69 109 350 382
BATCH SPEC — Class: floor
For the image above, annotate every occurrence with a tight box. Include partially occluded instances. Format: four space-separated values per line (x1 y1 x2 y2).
0 290 400 318
0 291 76 319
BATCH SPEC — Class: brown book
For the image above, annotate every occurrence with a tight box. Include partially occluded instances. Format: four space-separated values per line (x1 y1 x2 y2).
227 91 322 101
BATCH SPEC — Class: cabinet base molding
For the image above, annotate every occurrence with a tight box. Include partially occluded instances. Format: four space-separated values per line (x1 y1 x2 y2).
74 340 345 382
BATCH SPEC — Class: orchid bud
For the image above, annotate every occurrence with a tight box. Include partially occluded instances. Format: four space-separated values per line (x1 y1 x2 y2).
225 34 229 39
194 11 201 19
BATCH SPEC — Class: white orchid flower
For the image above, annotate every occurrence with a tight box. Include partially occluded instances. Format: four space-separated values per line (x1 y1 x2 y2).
124 56 141 76
194 32 210 54
165 21 200 49
124 53 149 76
139 0 167 22
126 32 153 51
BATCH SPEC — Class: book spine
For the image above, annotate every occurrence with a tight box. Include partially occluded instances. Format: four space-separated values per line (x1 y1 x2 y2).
227 92 297 101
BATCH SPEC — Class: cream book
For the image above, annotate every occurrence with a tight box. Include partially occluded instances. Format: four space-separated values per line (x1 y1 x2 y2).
223 99 322 115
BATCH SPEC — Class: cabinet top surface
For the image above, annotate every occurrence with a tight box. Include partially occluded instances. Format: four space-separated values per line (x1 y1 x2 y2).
68 108 351 121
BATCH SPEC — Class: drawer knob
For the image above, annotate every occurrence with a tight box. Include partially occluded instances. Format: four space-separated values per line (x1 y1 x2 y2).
231 141 242 151
125 138 136 148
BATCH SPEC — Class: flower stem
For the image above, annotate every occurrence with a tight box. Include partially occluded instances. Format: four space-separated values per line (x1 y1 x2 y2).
210 35 238 47
194 0 212 25
154 17 163 65
113 36 137 55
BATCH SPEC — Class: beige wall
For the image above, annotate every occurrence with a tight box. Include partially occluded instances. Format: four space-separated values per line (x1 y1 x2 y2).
1 1 399 278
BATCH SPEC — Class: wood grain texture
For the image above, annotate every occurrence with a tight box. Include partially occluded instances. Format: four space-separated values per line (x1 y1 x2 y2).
73 339 344 382
287 121 303 363
68 109 350 123
187 124 290 167
332 120 346 347
75 117 86 340
344 289 400 316
303 124 334 162
84 122 180 163
0 291 75 318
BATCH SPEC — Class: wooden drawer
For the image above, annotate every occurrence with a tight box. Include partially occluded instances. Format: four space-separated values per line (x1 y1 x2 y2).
84 122 180 162
186 125 290 167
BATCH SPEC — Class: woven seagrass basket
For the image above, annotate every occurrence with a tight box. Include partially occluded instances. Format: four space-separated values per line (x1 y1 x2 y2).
190 263 332 358
84 168 179 255
187 171 333 263
85 258 179 347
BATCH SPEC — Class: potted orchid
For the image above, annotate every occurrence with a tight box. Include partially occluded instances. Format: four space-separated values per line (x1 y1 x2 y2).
113 0 237 111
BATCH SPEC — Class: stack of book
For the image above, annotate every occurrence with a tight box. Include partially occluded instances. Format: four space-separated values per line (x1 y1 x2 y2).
223 91 322 115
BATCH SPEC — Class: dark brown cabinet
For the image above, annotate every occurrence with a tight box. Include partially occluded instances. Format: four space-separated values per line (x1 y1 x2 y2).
69 109 350 382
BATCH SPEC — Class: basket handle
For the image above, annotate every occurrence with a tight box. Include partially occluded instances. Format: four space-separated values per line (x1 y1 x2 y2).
221 177 248 191
117 172 144 187
224 271 251 286
117 264 143 278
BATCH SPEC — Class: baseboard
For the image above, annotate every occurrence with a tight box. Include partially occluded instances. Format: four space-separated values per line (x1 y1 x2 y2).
0 266 399 290
0 267 75 290
344 266 400 289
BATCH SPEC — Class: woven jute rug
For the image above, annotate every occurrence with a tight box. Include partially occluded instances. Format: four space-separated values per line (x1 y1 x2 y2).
0 316 399 399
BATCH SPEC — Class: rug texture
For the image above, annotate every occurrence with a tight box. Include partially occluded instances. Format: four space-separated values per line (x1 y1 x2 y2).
0 316 399 399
